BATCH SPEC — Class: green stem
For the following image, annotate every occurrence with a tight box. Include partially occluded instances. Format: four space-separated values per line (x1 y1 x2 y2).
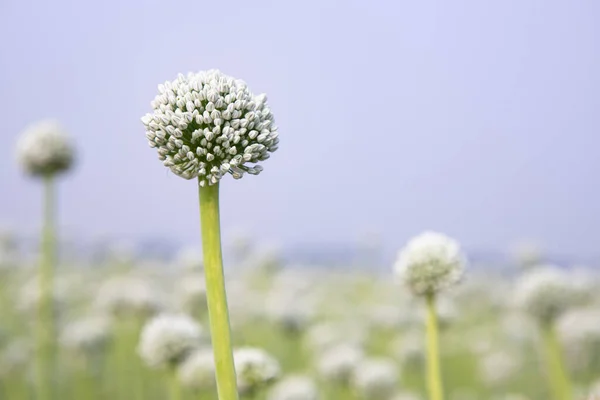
36 174 56 400
169 368 182 400
198 182 239 400
541 323 572 400
425 293 444 400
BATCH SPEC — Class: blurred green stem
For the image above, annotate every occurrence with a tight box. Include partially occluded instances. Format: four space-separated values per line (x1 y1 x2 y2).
198 182 239 400
425 292 443 400
169 368 182 400
541 323 572 400
36 174 56 400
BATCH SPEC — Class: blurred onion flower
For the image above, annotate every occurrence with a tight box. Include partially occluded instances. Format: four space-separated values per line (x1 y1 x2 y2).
178 348 216 390
479 351 520 388
60 316 111 356
266 375 319 400
233 347 281 395
316 343 363 384
141 69 279 186
351 358 400 399
16 120 75 177
557 308 600 372
174 247 204 271
138 313 203 369
95 275 165 318
0 339 32 377
392 331 425 369
177 275 208 315
392 392 422 400
394 231 465 296
515 266 579 324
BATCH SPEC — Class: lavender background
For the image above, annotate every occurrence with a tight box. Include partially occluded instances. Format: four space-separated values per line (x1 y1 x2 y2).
0 0 598 260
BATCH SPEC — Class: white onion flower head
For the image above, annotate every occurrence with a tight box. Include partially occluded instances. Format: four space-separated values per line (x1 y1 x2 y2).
177 348 215 389
60 316 111 355
95 276 165 318
394 232 466 296
178 275 208 315
392 331 425 369
267 375 319 400
16 120 75 177
234 347 281 394
556 308 600 372
352 358 400 399
141 70 279 186
316 343 363 384
515 265 578 324
138 313 203 368
392 392 422 400
479 351 520 387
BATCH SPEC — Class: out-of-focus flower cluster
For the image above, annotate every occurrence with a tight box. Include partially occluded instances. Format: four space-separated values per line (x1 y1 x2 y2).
0 232 599 400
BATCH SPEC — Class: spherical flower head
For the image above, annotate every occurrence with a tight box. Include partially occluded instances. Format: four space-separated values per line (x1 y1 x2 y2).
177 348 215 389
351 358 400 399
141 70 279 186
394 231 466 296
233 347 281 394
16 120 75 177
515 265 579 324
267 375 319 400
138 313 202 368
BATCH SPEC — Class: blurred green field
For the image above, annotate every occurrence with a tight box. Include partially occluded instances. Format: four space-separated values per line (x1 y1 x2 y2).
0 239 599 400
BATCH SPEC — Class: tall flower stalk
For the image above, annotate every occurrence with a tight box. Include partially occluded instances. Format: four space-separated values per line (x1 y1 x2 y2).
425 293 443 400
515 266 577 400
394 232 467 400
142 70 279 400
15 120 75 400
36 174 56 400
199 183 238 399
541 323 572 400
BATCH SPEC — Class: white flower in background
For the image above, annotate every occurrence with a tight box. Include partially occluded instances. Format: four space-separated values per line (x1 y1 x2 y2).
141 70 279 186
17 276 69 315
267 375 319 400
391 392 422 400
557 308 600 372
587 379 600 399
15 120 75 177
138 313 203 368
0 339 31 377
479 351 520 387
392 331 425 369
352 358 400 399
60 316 111 355
95 275 165 318
511 239 543 269
316 343 363 384
234 347 281 394
304 322 366 353
177 348 215 389
174 247 204 271
265 283 316 335
177 274 208 315
394 232 466 296
500 313 536 345
420 297 458 330
515 266 579 324
491 395 531 400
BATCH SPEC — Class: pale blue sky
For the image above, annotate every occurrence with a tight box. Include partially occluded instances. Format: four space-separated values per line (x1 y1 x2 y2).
0 0 598 258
